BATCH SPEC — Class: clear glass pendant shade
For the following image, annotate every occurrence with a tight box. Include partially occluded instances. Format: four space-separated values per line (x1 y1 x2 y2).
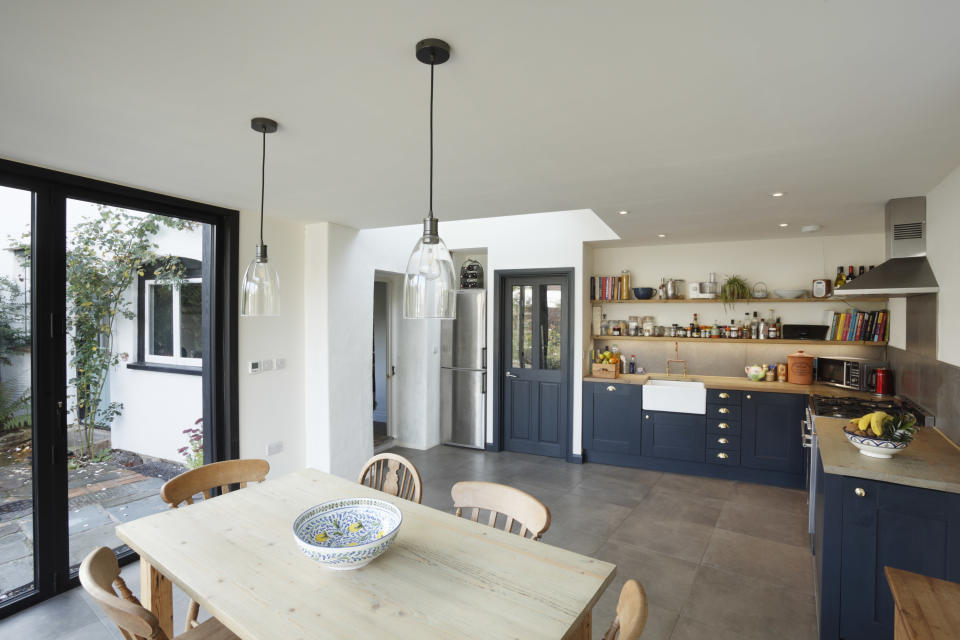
240 246 280 316
403 233 456 319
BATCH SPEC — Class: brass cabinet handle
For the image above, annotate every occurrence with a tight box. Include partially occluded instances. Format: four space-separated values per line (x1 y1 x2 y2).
854 487 866 497
717 452 729 459
606 385 616 392
719 407 730 414
746 394 752 399
718 423 730 429
718 437 729 444
719 392 730 399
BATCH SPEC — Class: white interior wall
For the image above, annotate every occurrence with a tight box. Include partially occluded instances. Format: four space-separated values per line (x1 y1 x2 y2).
926 163 960 367
237 211 306 477
591 233 888 327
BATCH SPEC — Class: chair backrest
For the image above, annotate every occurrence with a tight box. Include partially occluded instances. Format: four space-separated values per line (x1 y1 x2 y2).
603 579 648 640
161 459 270 508
79 546 169 640
451 481 551 540
357 453 422 503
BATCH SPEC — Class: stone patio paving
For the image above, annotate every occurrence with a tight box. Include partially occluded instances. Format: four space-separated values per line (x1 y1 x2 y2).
0 437 185 602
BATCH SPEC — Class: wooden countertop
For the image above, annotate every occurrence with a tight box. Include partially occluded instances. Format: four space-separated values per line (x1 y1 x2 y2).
816 415 960 494
885 567 960 640
582 373 879 398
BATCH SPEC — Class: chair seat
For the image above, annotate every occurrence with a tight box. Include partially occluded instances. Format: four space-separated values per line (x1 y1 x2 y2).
177 617 239 640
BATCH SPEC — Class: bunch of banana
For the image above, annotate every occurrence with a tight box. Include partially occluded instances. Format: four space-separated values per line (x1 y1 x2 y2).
849 411 891 437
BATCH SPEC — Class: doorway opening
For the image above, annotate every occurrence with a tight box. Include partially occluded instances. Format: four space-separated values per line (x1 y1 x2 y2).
372 271 401 454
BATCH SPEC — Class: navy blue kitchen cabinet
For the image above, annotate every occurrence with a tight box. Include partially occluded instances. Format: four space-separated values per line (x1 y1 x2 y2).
740 391 805 475
641 411 706 462
817 469 960 639
581 381 643 466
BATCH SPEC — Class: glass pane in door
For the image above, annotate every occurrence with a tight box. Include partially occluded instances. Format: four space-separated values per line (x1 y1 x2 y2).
511 285 533 368
540 284 562 370
0 186 34 602
66 198 208 571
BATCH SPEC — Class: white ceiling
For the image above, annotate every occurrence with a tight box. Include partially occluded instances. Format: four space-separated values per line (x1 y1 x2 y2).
3 1 960 244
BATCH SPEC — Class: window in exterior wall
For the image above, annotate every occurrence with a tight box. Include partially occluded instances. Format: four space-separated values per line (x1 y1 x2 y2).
144 278 203 366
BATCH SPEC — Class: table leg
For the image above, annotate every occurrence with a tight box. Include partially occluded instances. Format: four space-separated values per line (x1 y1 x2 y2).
140 558 173 638
570 608 592 639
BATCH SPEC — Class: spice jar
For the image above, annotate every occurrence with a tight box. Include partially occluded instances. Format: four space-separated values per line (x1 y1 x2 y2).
776 363 788 382
787 350 815 385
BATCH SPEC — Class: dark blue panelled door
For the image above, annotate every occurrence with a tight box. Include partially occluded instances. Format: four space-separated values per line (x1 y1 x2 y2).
501 274 569 458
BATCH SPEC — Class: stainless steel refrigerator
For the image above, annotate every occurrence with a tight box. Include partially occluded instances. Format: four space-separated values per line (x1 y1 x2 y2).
440 290 486 449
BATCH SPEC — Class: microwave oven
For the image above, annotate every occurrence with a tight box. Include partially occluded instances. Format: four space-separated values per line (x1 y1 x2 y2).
816 356 888 392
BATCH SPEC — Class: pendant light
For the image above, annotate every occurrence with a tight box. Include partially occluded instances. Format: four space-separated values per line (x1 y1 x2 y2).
403 39 456 320
241 117 281 317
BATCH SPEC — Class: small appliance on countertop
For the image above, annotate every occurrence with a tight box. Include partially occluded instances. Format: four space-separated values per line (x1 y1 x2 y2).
781 324 830 340
816 356 889 393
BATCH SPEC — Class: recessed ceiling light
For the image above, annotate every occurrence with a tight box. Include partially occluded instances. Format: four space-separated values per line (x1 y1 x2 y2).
770 192 786 198
657 234 666 238
618 210 629 215
779 223 789 227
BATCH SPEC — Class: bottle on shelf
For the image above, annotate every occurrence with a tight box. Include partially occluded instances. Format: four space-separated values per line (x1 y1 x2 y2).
775 316 782 338
847 266 856 282
758 314 768 340
690 313 698 337
858 265 866 278
729 319 739 339
751 311 759 339
629 355 636 374
835 266 846 288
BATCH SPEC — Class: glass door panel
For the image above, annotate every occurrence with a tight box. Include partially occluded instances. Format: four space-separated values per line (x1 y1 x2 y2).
65 198 208 570
0 186 34 603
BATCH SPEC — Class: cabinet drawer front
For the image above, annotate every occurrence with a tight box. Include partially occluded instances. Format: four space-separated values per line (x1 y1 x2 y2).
590 381 638 397
706 448 740 465
708 404 741 420
708 433 740 450
707 419 741 436
707 389 741 405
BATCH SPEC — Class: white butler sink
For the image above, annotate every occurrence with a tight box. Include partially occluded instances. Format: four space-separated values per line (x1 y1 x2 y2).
642 379 707 415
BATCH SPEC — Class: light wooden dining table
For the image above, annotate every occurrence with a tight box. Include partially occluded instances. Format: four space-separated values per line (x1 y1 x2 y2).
116 468 616 639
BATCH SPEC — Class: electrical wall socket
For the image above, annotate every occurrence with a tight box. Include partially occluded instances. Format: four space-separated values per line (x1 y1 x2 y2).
266 441 284 456
275 358 286 370
261 358 275 372
248 361 260 374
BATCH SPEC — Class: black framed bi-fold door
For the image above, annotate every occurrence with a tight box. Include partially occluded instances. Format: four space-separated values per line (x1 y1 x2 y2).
0 158 239 618
498 270 572 459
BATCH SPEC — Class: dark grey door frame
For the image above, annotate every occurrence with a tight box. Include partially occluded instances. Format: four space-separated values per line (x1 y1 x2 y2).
491 268 577 462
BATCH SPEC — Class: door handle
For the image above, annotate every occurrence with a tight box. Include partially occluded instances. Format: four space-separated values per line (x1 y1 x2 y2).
505 372 518 378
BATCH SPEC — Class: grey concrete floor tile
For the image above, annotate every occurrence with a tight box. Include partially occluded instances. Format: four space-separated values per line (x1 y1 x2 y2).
594 539 699 611
629 487 726 528
655 471 737 501
700 528 815 593
730 481 808 515
715 500 809 548
60 620 116 640
682 565 817 640
0 588 100 638
608 512 714 564
570 469 661 507
669 615 776 640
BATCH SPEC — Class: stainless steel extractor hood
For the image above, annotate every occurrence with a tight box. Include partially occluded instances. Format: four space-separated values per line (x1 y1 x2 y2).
835 196 939 297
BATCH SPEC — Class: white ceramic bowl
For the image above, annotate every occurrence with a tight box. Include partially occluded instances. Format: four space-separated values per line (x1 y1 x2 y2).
293 497 402 570
843 429 910 459
773 289 807 299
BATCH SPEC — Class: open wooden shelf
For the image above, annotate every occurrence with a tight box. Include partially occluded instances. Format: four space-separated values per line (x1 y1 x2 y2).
590 335 887 346
590 296 889 305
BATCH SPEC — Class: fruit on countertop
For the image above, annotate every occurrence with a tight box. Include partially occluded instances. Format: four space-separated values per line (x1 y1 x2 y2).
847 411 919 443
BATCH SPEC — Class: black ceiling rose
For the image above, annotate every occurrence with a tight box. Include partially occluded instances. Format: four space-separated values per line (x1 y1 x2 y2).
250 117 278 134
416 38 450 65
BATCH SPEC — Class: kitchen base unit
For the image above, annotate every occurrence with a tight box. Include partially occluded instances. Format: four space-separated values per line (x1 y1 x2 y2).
581 381 805 489
815 460 960 640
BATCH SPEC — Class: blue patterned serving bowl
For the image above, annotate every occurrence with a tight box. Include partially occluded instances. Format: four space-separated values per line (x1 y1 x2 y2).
293 498 402 570
843 429 910 459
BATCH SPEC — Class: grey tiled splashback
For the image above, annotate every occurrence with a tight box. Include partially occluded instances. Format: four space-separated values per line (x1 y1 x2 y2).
888 346 960 445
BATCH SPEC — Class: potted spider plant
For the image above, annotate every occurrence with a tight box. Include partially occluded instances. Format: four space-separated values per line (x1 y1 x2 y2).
719 275 751 310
